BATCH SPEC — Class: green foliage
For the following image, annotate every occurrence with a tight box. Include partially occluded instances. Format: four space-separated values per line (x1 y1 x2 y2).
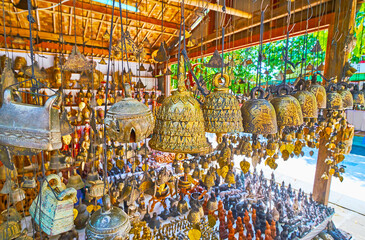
171 30 328 92
350 3 365 63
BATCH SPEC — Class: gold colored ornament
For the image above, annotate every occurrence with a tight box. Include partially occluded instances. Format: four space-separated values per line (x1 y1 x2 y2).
309 77 326 109
66 169 85 190
327 85 343 110
149 56 209 154
202 73 243 142
337 83 353 110
86 194 131 240
0 89 62 150
270 85 304 128
105 83 154 143
241 87 277 135
293 80 318 119
29 174 77 236
352 85 364 107
64 45 94 72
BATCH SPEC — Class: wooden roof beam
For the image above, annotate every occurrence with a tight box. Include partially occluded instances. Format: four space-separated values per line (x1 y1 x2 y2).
38 0 181 30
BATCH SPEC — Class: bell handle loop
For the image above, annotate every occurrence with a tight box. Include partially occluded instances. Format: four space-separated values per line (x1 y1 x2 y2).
250 87 265 99
57 187 77 202
326 83 337 92
213 73 229 89
295 78 306 91
42 174 63 194
102 194 111 212
276 84 292 95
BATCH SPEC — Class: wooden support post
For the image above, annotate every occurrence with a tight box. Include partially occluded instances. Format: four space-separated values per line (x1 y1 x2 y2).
313 0 357 205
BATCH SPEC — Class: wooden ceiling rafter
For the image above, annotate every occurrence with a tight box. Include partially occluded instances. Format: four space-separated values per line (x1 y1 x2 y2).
38 0 181 30
133 3 157 42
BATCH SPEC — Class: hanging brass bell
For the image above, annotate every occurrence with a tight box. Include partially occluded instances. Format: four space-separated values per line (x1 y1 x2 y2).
202 73 243 142
206 194 218 212
105 83 154 143
9 185 25 204
21 176 37 189
187 207 201 224
149 56 209 154
337 83 353 110
49 150 67 170
293 79 318 119
241 87 278 135
270 85 304 128
351 85 364 108
0 88 62 150
0 221 22 240
85 171 99 188
326 84 343 110
177 198 189 214
0 178 15 194
86 194 131 239
67 169 85 190
60 108 74 136
309 80 327 109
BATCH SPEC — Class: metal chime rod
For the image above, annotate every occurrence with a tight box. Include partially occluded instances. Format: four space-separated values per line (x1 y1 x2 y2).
221 0 225 78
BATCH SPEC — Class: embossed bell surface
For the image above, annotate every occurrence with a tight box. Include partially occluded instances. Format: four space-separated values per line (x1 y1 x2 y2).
352 86 364 106
270 86 303 128
0 88 62 150
338 88 353 110
86 194 131 240
327 92 343 110
149 57 209 154
49 150 67 170
202 73 243 135
204 50 228 68
309 83 327 109
30 174 77 236
293 81 318 119
0 221 21 240
241 87 277 135
105 83 154 143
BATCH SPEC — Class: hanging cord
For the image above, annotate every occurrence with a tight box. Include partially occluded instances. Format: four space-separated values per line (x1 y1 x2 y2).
119 0 131 84
256 0 268 89
220 0 226 78
2 0 8 57
176 0 185 78
103 0 116 194
301 0 313 77
282 0 294 85
73 0 77 46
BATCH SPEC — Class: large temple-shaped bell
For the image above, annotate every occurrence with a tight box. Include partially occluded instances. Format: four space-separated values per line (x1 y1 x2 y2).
241 87 277 135
337 83 353 110
203 73 243 142
149 56 209 155
105 83 154 143
293 79 318 119
326 84 343 110
270 85 304 128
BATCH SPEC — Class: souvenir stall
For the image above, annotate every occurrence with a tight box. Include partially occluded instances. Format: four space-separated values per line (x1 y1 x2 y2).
0 0 362 239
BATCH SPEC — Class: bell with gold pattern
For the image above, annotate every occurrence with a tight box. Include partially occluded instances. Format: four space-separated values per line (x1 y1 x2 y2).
293 79 318 119
270 85 303 128
149 56 209 156
327 84 343 110
105 83 154 143
241 87 277 135
309 74 327 109
351 85 364 109
202 73 243 143
337 82 353 110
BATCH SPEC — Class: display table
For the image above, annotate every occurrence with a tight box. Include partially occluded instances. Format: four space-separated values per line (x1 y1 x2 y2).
346 110 365 131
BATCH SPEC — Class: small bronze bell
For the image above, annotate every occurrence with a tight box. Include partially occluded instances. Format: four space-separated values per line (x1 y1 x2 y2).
204 50 228 68
177 198 189 214
49 150 67 170
74 199 90 230
105 83 154 143
337 82 353 110
327 84 343 110
67 169 85 190
309 74 326 109
154 41 169 63
10 185 25 204
0 178 14 194
270 85 304 128
149 56 209 154
85 171 99 188
88 180 105 199
351 85 364 108
86 194 131 239
206 194 218 212
241 87 278 135
202 73 243 142
21 176 37 189
293 79 318 119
